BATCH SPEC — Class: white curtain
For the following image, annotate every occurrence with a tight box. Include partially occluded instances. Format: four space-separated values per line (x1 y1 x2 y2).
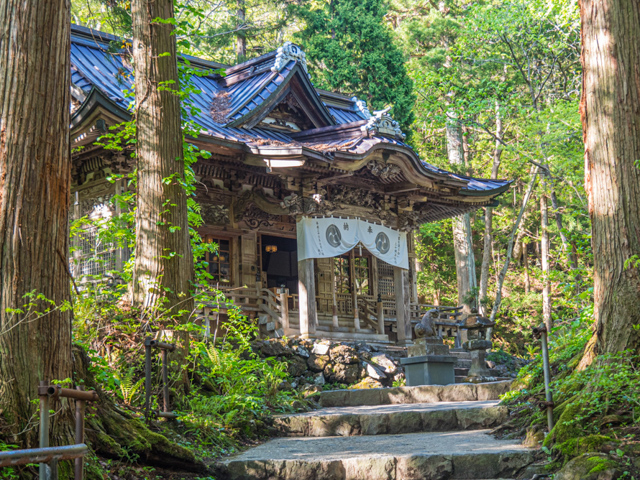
297 216 409 270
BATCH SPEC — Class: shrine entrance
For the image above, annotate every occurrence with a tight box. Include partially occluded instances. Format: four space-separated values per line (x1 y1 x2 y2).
261 235 298 294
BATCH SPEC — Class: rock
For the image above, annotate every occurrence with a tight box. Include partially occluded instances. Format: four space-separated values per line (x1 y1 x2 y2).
288 356 308 377
324 362 360 384
312 342 331 355
260 340 292 358
554 453 622 480
277 381 292 391
351 377 384 389
302 385 322 397
307 354 330 373
294 345 310 358
396 454 453 480
370 353 397 374
486 360 496 369
330 344 359 364
523 427 545 448
313 373 325 386
365 362 387 380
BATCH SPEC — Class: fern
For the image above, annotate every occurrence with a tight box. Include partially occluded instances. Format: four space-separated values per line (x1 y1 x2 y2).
115 367 144 405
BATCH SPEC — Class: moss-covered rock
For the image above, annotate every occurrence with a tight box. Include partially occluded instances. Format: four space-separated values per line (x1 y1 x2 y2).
554 453 621 480
544 399 583 448
557 435 615 457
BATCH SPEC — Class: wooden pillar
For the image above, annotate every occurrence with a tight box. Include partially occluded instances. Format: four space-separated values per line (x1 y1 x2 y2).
408 231 419 304
298 258 317 337
279 288 290 330
349 249 360 331
114 178 127 271
377 295 385 335
330 260 339 329
394 266 412 345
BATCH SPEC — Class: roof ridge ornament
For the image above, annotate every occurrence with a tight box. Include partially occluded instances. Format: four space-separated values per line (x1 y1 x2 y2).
351 96 372 119
272 42 308 75
361 106 405 141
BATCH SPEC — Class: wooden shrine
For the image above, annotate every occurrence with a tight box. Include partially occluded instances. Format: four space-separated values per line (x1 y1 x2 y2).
69 25 510 344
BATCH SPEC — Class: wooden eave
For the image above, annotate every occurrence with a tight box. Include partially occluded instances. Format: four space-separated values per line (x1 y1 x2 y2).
290 120 366 142
316 88 359 110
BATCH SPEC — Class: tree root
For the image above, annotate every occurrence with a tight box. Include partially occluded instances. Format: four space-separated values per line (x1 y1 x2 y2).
73 346 209 475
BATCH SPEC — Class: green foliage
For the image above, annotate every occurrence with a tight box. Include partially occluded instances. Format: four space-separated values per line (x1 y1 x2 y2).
293 0 416 132
504 310 640 469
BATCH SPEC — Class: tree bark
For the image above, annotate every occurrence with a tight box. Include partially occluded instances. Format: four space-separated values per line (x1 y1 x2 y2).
447 111 477 312
236 0 247 61
479 102 503 315
132 0 194 308
490 167 539 323
540 190 552 331
523 240 531 293
579 0 640 365
0 0 73 446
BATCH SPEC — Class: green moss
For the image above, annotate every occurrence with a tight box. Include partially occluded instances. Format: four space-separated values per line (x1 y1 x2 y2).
586 455 618 474
544 398 583 448
557 435 612 457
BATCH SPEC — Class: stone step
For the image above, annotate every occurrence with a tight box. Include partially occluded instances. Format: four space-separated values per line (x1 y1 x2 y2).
318 380 512 408
216 429 535 480
450 351 472 359
275 400 507 437
454 359 472 368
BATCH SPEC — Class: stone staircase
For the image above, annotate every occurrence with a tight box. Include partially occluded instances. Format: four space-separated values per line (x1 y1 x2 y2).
449 349 510 383
216 381 540 479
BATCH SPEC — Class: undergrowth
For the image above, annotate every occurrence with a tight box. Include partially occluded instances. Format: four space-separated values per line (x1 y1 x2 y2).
501 306 640 477
68 281 308 478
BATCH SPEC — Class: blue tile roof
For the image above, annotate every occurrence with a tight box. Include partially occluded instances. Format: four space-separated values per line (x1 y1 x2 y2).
70 25 510 195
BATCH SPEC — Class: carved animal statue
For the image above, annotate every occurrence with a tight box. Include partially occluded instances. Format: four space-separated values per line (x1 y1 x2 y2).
414 308 438 338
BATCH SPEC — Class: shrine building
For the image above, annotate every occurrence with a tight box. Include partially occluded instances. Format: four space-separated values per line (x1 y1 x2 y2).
69 25 510 345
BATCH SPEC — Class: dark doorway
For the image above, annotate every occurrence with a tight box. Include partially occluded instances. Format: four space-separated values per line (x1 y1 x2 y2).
261 235 298 294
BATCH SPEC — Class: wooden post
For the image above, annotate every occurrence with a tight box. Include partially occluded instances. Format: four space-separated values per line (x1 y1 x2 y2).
114 178 126 271
377 294 385 335
330 259 340 329
280 288 290 330
298 258 317 337
408 232 420 303
394 267 412 345
350 249 360 331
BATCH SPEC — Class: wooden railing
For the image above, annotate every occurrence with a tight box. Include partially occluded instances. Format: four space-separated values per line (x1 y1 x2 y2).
198 286 467 339
357 296 385 334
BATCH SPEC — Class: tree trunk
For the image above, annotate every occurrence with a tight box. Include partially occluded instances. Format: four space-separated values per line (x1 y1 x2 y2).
523 241 531 293
579 0 640 365
447 111 477 312
236 0 246 61
0 0 74 446
131 0 194 369
479 102 503 315
540 190 552 331
490 167 539 323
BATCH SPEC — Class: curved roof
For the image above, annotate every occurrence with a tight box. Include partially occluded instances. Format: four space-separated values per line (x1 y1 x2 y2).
69 24 510 198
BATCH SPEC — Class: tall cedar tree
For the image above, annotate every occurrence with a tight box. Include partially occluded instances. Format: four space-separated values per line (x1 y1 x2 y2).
131 0 195 324
294 0 415 133
580 0 640 364
0 0 74 445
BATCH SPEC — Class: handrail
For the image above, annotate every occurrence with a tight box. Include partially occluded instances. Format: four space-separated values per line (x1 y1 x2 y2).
0 444 89 468
30 382 99 479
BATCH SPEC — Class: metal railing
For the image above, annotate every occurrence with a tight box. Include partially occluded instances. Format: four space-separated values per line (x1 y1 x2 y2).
533 324 555 432
144 338 179 422
0 382 99 479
